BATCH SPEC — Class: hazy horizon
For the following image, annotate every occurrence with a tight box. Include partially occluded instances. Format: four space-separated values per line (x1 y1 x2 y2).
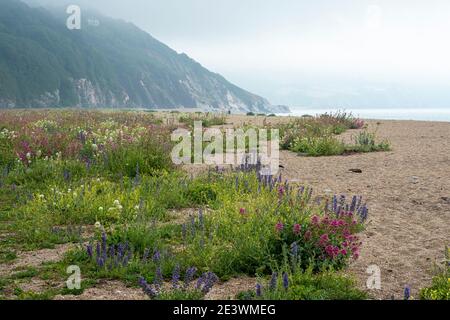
24 0 450 111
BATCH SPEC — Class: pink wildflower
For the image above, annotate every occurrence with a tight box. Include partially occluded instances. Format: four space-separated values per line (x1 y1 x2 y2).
293 224 302 235
275 222 284 232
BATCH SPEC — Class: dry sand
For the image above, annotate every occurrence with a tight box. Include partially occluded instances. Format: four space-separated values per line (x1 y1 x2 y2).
275 119 450 299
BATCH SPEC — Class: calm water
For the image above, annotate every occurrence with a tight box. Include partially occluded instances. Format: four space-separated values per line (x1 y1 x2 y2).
285 107 450 122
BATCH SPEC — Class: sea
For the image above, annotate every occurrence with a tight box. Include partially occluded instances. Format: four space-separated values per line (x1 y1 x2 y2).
284 107 450 122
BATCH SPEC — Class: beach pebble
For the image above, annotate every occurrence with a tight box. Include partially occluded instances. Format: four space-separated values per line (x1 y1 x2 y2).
441 197 450 204
410 176 419 184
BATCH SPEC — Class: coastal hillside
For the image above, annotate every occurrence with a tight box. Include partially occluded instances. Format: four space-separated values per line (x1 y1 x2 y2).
0 0 289 113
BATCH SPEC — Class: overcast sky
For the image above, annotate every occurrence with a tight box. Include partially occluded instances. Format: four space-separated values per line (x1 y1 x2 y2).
27 0 450 108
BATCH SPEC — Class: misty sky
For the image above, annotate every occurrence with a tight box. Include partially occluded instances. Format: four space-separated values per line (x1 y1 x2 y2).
26 0 450 108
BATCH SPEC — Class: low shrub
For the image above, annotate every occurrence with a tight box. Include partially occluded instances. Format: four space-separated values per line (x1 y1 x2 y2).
138 267 218 300
290 135 345 156
239 267 367 300
181 172 368 278
349 131 391 153
420 248 450 300
179 113 226 128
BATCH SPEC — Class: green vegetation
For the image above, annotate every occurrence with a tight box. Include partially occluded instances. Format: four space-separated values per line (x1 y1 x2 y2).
420 248 450 300
178 113 226 128
0 109 383 300
276 111 389 156
239 268 367 300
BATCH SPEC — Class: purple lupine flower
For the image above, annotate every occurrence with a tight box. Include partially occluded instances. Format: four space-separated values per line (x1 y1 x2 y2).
123 250 132 267
190 215 196 236
339 194 346 206
95 242 101 264
404 286 411 300
290 242 299 258
357 205 369 223
256 283 262 297
138 276 158 298
362 206 369 222
109 244 115 261
63 169 71 182
184 267 197 288
336 205 342 217
332 195 338 213
154 266 163 288
269 272 278 290
200 272 218 294
356 196 362 210
86 244 93 259
196 273 205 290
117 243 124 263
298 186 305 198
172 265 181 289
282 272 289 290
152 249 161 264
257 172 262 183
138 276 147 288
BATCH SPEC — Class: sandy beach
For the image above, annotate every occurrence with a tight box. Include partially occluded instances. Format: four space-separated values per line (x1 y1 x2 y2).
185 116 450 299
272 119 450 299
1 112 448 300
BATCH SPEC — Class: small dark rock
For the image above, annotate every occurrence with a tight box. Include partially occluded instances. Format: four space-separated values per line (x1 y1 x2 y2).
349 169 363 173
